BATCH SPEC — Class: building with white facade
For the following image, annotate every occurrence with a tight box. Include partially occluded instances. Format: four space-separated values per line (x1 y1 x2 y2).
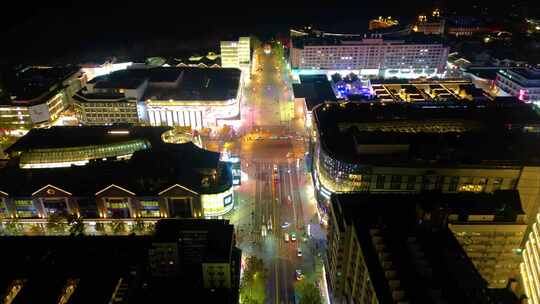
290 30 449 79
220 37 250 70
72 67 242 130
495 68 540 104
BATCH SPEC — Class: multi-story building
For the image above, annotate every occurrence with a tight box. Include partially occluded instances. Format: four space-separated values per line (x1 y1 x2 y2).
311 102 540 220
73 69 146 125
495 68 540 104
149 219 241 303
446 16 487 37
521 213 540 303
290 31 449 79
368 16 399 30
327 193 514 303
0 66 84 134
73 67 242 129
412 9 445 35
445 190 526 288
220 37 251 69
0 126 235 222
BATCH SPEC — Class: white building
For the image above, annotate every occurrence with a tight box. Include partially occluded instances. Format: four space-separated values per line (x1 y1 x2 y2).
290 32 449 79
496 68 540 104
73 67 242 130
220 37 251 74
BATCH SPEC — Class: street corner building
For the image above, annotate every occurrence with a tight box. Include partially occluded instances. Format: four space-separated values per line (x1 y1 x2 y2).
73 66 243 129
0 125 235 224
309 101 540 219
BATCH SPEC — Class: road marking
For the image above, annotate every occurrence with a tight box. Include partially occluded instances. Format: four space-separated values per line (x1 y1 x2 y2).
275 256 279 304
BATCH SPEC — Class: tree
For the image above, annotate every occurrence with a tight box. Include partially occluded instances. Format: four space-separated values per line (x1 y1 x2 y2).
240 257 266 304
46 212 67 235
109 221 126 235
1 218 22 236
95 222 106 235
130 219 146 235
296 280 322 304
331 73 342 83
28 224 45 236
67 214 85 236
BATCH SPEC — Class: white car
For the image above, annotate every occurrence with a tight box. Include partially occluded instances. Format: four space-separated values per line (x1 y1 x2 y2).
267 219 272 231
281 221 290 229
291 232 297 242
297 247 302 257
284 233 290 242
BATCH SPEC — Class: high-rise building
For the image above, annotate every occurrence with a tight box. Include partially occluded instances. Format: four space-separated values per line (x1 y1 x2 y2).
220 41 240 68
327 193 517 303
445 190 526 288
290 30 449 79
521 213 540 303
495 68 540 104
220 37 251 70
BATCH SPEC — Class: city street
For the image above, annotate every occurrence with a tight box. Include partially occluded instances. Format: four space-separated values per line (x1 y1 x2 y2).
228 45 326 304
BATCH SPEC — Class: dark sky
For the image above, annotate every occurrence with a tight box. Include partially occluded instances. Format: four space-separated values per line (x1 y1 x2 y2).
0 1 536 64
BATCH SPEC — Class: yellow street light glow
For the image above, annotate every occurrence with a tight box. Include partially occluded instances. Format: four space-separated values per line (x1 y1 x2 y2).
108 130 130 135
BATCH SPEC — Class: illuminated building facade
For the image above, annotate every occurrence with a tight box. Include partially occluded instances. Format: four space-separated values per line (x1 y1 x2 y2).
290 31 449 79
412 9 445 35
0 126 234 221
73 70 146 125
220 37 251 70
495 68 540 104
368 16 399 30
328 193 498 303
311 102 540 221
73 67 242 129
0 66 84 133
521 213 540 303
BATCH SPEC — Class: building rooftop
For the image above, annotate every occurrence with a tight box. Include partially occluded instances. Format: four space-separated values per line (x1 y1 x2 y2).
143 67 241 101
314 102 540 166
0 66 81 106
72 90 133 103
506 68 540 81
370 78 488 102
291 30 445 49
6 126 168 153
154 218 234 262
292 75 337 111
1 126 229 196
331 193 502 303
